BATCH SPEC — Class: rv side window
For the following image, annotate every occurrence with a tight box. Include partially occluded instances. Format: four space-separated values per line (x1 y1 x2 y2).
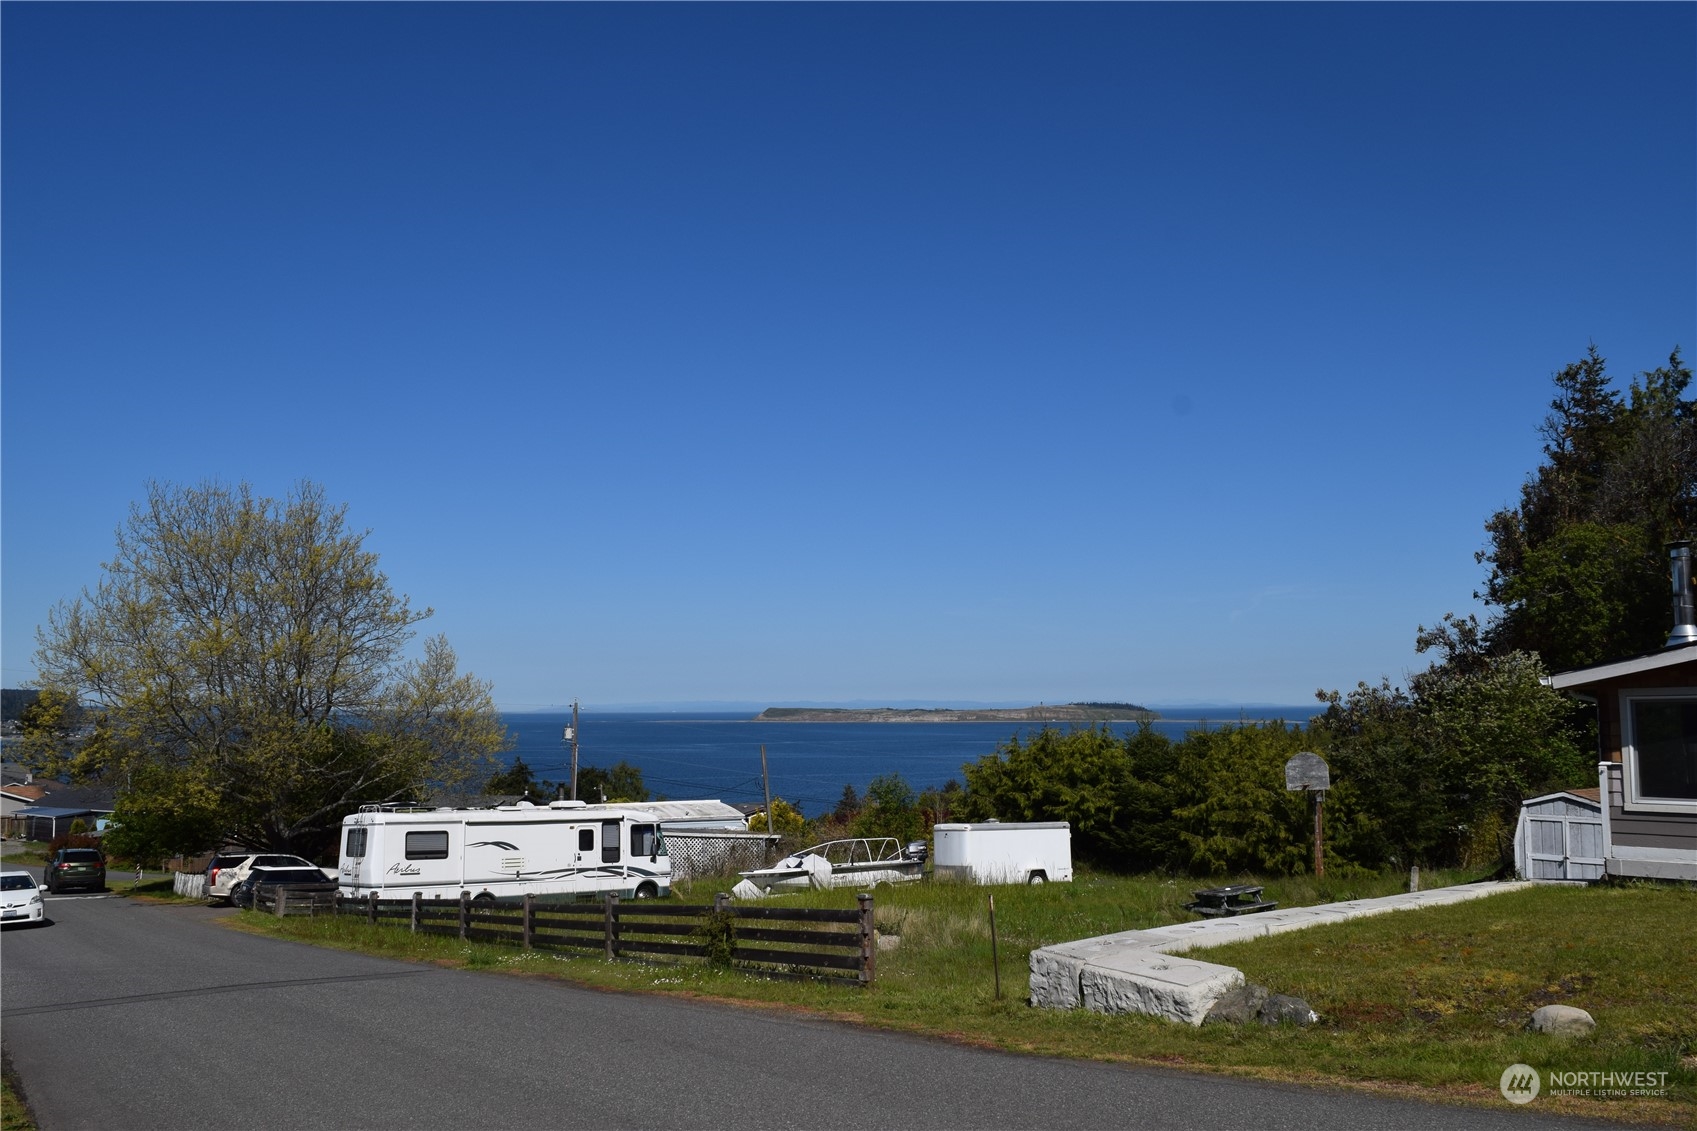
405 830 450 860
345 828 367 858
630 824 658 857
578 828 594 851
601 820 620 864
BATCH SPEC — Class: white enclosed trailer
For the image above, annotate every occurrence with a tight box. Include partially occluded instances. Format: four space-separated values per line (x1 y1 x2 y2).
337 799 670 901
931 821 1072 884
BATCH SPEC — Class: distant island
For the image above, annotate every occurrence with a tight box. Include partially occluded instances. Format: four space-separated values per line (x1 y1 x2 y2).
755 702 1156 723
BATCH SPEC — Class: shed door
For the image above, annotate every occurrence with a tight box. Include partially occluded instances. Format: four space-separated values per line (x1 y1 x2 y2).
1522 803 1605 881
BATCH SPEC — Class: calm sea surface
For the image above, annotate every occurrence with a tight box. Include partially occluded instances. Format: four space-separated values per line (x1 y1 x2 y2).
499 709 1312 817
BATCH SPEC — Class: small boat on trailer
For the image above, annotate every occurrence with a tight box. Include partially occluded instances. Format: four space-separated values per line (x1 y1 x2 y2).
733 837 926 898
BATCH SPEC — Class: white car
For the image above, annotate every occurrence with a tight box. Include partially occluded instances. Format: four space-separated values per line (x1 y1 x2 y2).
207 853 320 903
1 867 47 926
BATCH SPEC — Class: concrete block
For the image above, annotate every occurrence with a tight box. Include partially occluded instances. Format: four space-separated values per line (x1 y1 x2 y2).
1028 948 1085 1009
1078 951 1242 1027
1029 882 1532 1026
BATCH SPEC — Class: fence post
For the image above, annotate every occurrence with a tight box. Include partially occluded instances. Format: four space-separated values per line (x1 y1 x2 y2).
604 892 619 960
276 888 289 918
522 893 534 950
368 890 379 925
858 892 875 987
459 891 470 940
412 891 421 933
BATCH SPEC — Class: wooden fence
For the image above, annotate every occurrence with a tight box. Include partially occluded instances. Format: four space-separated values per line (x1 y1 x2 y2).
255 885 339 917
329 891 876 986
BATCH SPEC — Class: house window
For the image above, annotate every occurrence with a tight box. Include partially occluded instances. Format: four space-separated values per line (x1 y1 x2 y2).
1620 689 1697 811
344 828 367 858
405 830 451 860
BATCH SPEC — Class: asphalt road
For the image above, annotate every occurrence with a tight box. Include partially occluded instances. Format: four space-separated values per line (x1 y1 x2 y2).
2 895 1628 1131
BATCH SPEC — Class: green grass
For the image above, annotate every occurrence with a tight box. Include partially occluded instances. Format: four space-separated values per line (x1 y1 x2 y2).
1 1051 37 1131
0 845 48 870
233 869 1697 1125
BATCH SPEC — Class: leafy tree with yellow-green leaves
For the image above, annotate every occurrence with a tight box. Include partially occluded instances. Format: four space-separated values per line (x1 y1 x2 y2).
747 797 809 838
28 480 510 861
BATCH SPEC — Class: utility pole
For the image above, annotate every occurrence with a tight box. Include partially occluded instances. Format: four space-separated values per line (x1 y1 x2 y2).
566 700 580 801
760 744 774 835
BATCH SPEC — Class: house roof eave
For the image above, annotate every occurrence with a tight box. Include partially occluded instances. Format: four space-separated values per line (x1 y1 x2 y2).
1546 643 1697 690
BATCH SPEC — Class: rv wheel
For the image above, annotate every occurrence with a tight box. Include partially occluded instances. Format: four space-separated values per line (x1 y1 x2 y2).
634 882 658 899
1027 871 1047 884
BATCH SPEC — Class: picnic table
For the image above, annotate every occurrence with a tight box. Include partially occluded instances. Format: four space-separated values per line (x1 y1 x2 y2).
1184 884 1278 918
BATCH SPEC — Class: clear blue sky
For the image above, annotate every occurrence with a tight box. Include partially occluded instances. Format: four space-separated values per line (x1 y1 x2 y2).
3 3 1693 712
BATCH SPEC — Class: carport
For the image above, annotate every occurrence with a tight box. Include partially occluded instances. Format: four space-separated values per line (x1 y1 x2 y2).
4 805 100 841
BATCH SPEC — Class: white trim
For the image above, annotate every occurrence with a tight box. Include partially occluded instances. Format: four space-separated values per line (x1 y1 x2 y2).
1609 843 1697 864
1617 688 1697 814
1606 855 1697 881
1547 645 1697 688
1597 763 1614 865
1520 789 1600 808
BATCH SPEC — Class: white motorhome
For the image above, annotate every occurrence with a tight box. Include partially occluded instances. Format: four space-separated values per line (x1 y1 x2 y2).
932 821 1072 885
337 800 670 901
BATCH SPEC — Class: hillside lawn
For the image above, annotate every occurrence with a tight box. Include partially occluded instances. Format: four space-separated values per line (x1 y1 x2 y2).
223 869 1695 1125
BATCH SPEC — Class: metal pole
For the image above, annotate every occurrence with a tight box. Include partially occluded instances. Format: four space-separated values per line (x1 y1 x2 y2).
760 745 774 835
989 894 1001 1000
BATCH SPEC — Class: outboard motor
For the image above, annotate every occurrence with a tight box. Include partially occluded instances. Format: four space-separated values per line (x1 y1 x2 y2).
903 840 929 864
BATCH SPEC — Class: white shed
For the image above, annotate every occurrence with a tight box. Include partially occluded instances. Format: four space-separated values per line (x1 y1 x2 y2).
1513 789 1605 881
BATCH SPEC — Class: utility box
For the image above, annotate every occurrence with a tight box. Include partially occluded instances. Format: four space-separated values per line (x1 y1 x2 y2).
931 822 1072 885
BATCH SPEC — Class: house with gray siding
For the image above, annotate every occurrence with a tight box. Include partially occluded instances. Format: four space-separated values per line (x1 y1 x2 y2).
1544 543 1697 881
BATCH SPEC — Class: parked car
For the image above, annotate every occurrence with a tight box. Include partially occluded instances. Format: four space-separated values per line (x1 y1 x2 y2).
1 868 47 926
207 853 318 903
43 848 106 893
230 866 338 910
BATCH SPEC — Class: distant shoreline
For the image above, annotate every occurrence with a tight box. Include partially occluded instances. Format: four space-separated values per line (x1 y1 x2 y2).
754 704 1156 724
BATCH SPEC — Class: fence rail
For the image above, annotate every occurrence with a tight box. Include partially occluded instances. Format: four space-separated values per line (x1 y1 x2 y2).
256 885 338 917
328 890 876 985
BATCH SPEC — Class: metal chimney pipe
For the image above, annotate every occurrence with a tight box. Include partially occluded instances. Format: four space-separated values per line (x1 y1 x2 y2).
1667 542 1697 648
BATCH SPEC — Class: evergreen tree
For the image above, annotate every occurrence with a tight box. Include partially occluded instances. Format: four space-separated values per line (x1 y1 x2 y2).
1479 346 1693 668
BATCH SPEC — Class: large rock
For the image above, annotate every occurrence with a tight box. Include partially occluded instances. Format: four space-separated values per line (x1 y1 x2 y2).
1528 1004 1595 1037
1257 993 1319 1026
1204 983 1270 1025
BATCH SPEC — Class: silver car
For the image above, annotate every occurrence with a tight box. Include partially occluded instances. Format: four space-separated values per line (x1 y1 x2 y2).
207 853 318 903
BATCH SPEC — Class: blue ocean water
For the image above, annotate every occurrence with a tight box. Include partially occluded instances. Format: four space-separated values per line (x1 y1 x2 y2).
499 709 1312 817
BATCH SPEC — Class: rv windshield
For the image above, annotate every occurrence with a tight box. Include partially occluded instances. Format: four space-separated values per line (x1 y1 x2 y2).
630 824 664 859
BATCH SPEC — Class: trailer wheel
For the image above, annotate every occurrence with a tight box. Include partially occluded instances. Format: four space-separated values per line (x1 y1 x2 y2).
1027 871 1047 884
634 882 658 899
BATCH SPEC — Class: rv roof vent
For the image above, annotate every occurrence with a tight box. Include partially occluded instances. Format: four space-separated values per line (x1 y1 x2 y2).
548 799 589 809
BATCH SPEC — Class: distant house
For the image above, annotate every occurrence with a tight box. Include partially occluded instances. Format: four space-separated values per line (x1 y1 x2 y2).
1 782 50 823
1 781 116 841
1544 544 1697 882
